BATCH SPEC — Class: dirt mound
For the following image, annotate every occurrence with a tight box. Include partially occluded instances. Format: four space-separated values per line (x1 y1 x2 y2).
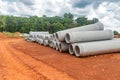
15 32 21 35
114 34 120 38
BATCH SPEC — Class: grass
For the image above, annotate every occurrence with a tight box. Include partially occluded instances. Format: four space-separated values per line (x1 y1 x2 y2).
3 31 21 37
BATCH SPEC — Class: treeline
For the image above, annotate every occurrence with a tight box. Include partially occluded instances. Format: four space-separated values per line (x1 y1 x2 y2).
0 13 98 33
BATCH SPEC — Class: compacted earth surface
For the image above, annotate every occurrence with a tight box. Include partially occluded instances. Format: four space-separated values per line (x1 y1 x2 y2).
0 32 120 80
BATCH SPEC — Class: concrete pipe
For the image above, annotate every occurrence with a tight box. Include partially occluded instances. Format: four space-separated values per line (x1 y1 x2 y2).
52 40 57 49
50 34 54 41
35 38 40 43
27 34 36 42
44 34 51 40
36 34 43 40
69 43 78 55
53 33 56 39
43 40 49 46
50 40 54 48
53 33 59 41
56 22 104 42
59 42 69 52
36 34 43 42
29 31 49 35
41 35 46 40
48 40 53 48
27 31 49 42
38 39 44 45
51 34 56 41
56 42 60 51
74 39 120 57
65 30 113 43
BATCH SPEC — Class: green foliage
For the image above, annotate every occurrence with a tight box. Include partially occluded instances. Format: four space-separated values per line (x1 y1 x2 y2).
52 22 64 33
114 30 119 35
64 13 74 19
75 17 99 26
0 13 98 33
3 31 19 37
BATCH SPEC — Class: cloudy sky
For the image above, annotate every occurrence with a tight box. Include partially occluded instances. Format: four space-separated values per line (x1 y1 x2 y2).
0 0 120 32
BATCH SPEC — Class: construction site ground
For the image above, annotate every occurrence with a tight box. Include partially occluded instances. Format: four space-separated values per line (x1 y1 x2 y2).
0 32 120 80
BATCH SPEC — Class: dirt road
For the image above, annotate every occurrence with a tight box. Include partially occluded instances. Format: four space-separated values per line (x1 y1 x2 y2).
0 33 74 80
0 32 120 80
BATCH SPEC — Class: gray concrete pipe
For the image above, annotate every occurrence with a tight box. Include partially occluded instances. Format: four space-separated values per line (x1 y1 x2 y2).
59 42 69 52
38 34 49 40
55 22 104 42
40 35 46 40
44 34 51 40
65 30 114 43
51 34 56 41
38 39 44 45
56 42 60 51
52 40 57 49
69 43 78 55
52 33 58 41
43 40 49 46
50 34 54 40
27 31 49 42
48 40 53 48
74 39 120 57
53 33 56 40
29 31 49 35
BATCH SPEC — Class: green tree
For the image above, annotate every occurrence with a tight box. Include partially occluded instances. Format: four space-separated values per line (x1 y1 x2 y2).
92 18 99 23
51 22 64 33
75 17 98 26
64 13 74 19
75 17 88 26
0 14 99 33
114 30 119 35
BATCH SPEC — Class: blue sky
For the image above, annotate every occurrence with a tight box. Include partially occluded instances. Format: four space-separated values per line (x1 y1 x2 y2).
0 0 120 32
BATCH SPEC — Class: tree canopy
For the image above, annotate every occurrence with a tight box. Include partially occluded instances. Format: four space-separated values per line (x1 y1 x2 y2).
114 30 119 35
0 13 98 33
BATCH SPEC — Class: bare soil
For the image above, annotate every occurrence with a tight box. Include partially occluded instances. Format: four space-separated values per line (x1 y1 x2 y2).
0 33 74 80
0 32 120 80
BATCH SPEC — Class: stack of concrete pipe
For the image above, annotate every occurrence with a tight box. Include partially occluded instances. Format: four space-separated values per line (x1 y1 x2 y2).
26 22 120 57
25 31 49 42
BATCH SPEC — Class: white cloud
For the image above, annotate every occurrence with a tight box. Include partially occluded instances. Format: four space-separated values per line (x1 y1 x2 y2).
0 0 120 32
87 2 120 32
0 0 8 15
0 0 71 16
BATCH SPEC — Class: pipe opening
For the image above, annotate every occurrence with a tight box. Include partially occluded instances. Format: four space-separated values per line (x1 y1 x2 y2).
69 45 74 54
56 43 59 50
75 46 80 56
59 44 62 52
65 33 70 43
58 43 60 51
55 33 59 40
60 44 62 49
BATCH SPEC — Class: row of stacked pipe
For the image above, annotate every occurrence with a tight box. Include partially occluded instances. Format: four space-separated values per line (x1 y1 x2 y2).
26 22 120 57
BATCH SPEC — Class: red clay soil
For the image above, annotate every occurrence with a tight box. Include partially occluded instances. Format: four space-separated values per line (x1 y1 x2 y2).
0 32 74 80
0 32 120 80
114 34 120 38
10 37 120 80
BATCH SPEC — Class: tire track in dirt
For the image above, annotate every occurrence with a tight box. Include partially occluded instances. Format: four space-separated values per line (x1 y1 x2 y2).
0 40 49 80
0 38 75 80
7 39 75 80
6 43 50 80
